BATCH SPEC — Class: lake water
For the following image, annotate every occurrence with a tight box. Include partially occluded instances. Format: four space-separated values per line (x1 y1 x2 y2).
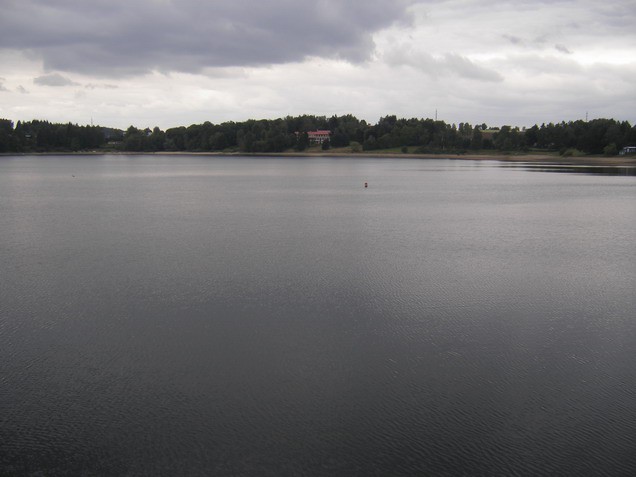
1 155 635 476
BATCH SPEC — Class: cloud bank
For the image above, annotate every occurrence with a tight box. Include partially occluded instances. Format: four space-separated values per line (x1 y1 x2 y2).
0 0 634 129
34 73 78 87
0 0 419 76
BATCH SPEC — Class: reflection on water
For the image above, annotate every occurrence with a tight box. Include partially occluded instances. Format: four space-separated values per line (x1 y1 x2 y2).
499 162 636 176
1 155 635 476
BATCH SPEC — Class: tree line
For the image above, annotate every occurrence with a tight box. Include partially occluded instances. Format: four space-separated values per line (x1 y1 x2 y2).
0 119 121 153
1 115 634 156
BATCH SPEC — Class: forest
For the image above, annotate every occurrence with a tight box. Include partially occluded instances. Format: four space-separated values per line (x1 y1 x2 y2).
1 115 634 156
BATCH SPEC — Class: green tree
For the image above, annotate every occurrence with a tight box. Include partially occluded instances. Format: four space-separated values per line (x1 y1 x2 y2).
470 128 483 150
603 143 618 156
295 132 309 151
148 127 165 151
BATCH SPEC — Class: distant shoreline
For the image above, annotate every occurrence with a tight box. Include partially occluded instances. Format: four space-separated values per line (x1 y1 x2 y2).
255 152 636 167
3 151 636 167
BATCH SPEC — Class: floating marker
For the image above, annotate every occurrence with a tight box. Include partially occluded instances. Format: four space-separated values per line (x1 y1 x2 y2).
364 182 368 188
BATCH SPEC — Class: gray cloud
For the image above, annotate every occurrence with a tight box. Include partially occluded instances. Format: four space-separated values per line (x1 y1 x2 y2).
85 83 118 90
0 77 8 91
503 35 573 54
385 48 503 82
34 73 79 87
555 44 572 54
17 85 29 94
1 0 420 77
497 54 583 76
443 54 503 82
503 34 523 45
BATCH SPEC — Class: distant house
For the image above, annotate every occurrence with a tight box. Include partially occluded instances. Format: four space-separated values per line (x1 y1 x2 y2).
307 130 331 145
619 146 636 155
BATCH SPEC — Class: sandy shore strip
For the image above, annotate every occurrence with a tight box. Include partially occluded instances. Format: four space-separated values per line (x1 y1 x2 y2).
118 149 636 166
156 151 636 167
282 152 636 166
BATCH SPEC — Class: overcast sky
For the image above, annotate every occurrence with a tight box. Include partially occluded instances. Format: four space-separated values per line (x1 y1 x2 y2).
1 0 634 130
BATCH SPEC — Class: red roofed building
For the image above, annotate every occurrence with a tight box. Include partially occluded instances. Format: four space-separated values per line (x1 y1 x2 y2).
307 130 331 145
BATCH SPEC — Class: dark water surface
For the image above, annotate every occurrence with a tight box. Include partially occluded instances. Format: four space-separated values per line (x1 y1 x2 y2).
1 155 635 476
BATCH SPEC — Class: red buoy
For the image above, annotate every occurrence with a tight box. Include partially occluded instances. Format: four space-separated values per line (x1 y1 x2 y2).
364 182 368 188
